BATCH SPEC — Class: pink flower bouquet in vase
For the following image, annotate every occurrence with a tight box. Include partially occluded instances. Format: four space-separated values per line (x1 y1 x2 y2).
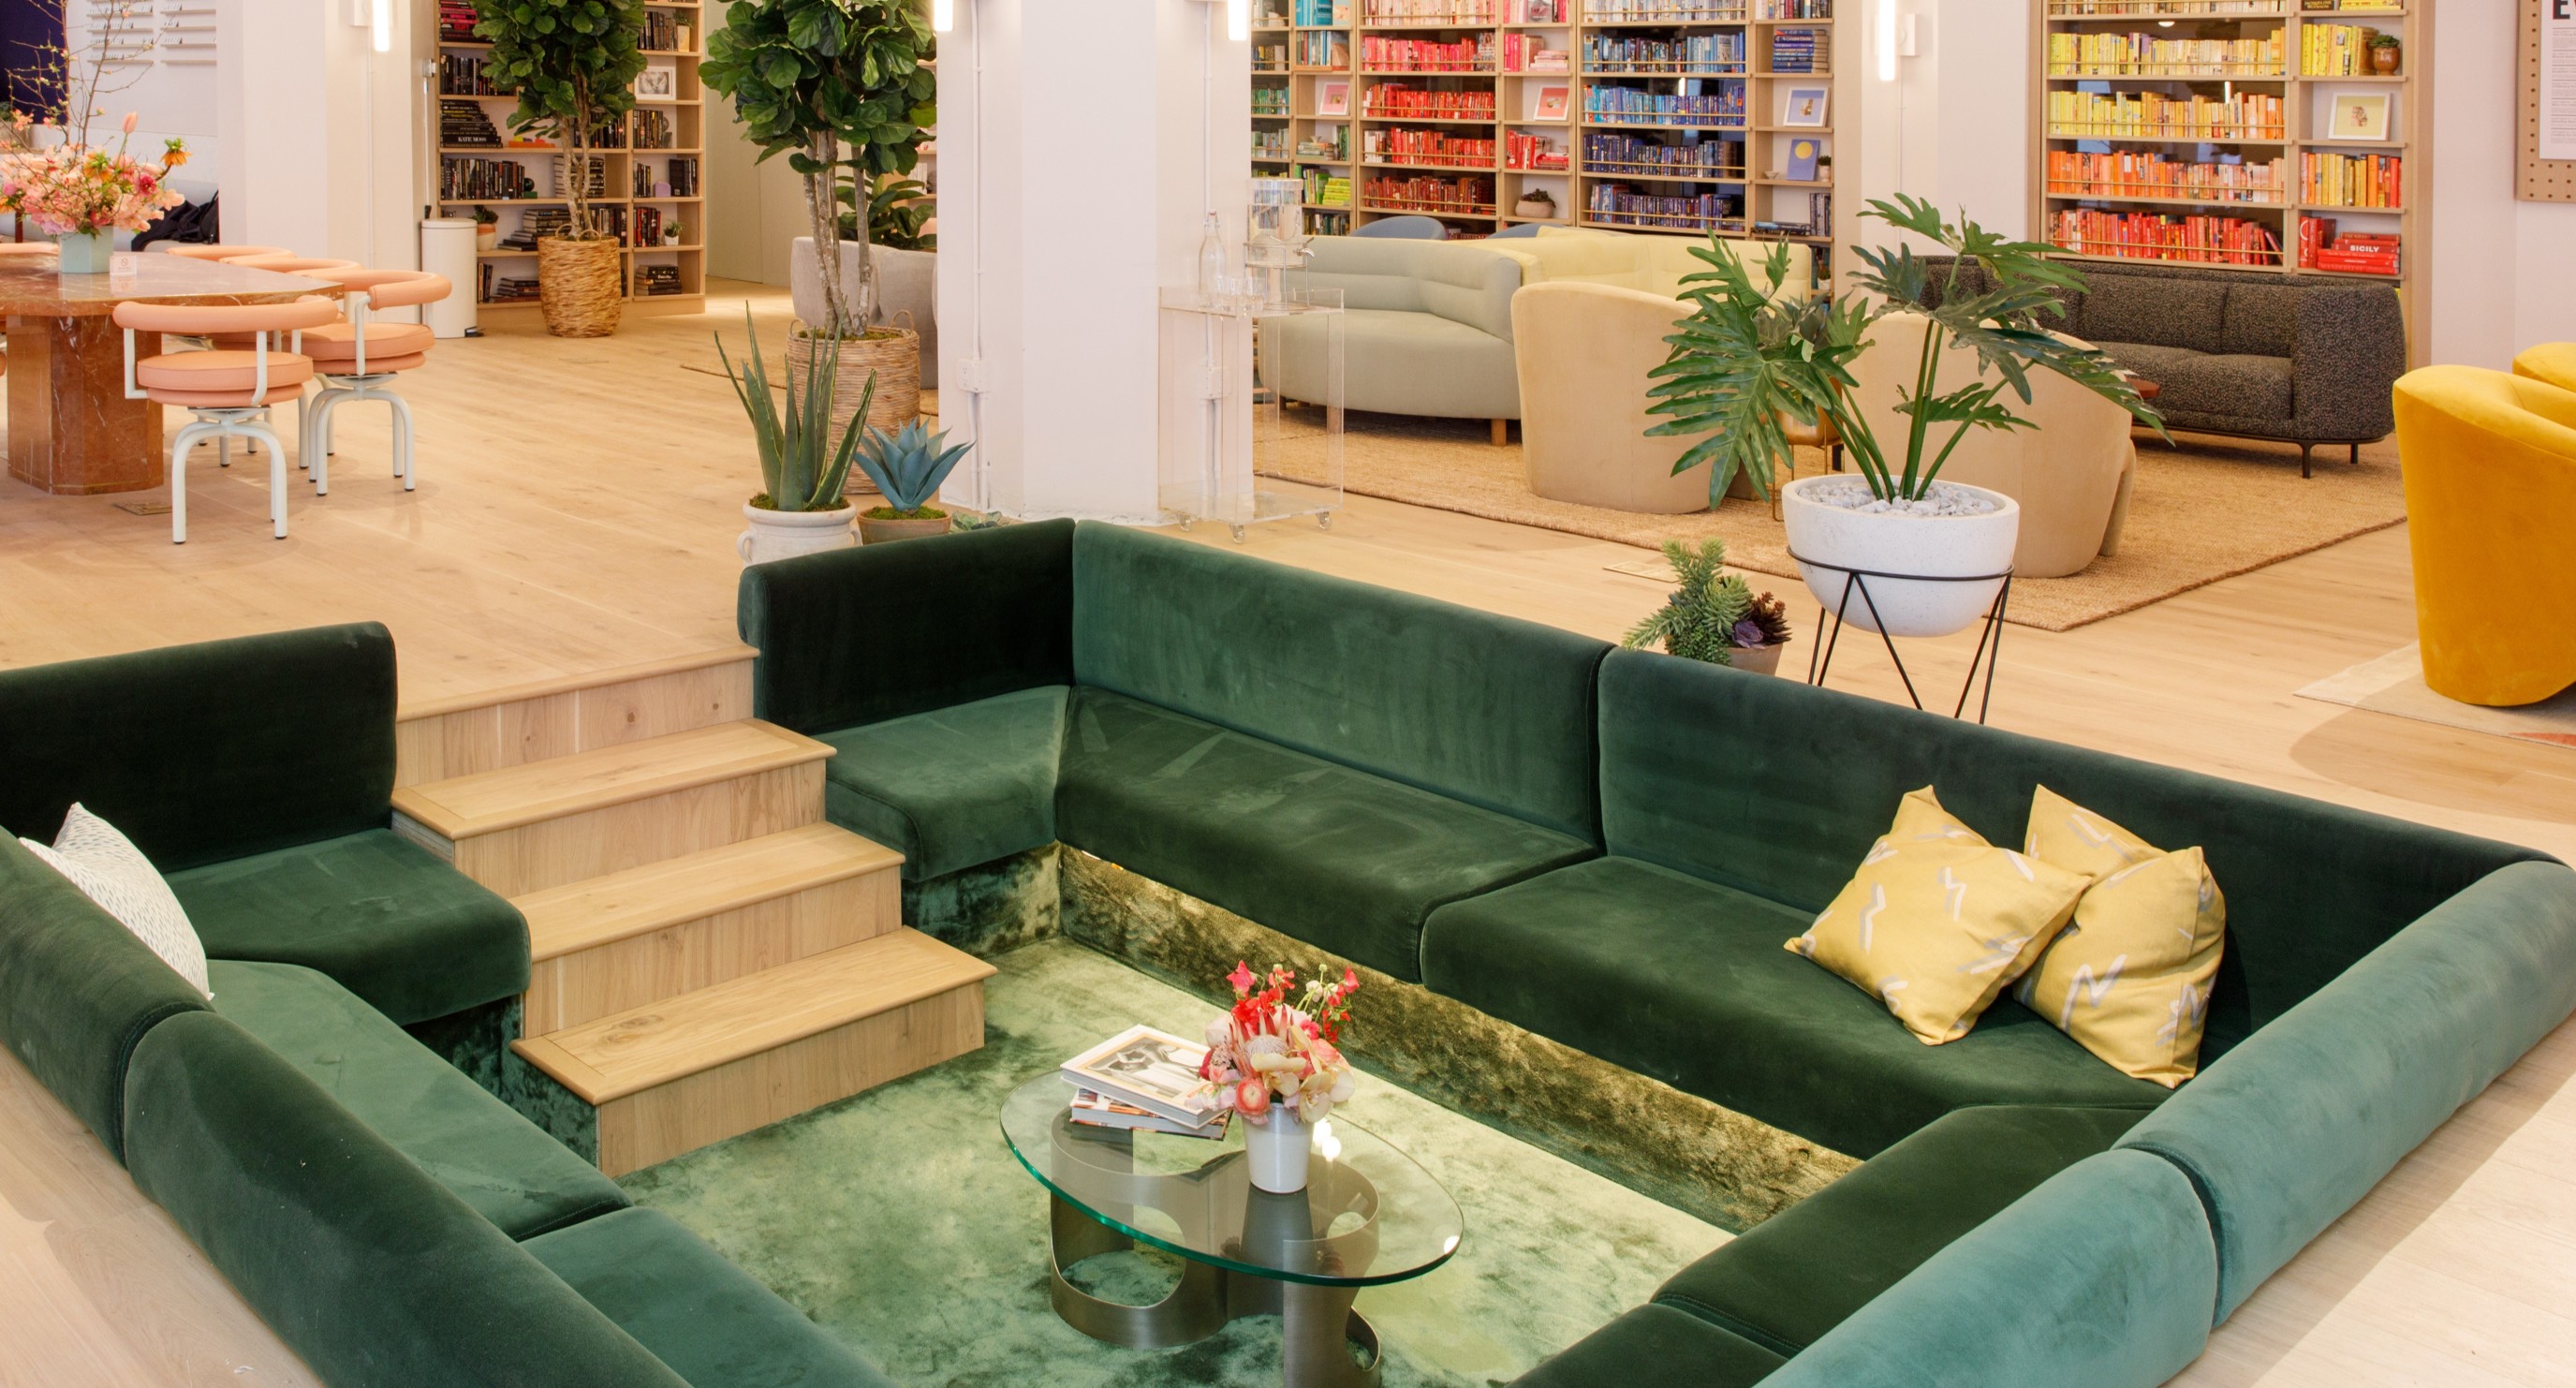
1193 961 1359 1193
0 112 186 273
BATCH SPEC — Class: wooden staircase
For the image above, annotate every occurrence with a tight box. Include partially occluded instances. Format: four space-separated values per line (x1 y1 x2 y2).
392 647 994 1176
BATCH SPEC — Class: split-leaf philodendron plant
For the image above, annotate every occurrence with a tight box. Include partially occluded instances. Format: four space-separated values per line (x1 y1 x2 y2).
1646 195 2167 507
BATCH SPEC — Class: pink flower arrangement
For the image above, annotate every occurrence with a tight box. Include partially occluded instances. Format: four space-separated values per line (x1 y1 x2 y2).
1191 961 1362 1127
0 114 184 236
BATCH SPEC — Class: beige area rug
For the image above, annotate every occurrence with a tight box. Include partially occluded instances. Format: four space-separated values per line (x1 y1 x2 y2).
2298 644 2576 749
1338 413 2408 631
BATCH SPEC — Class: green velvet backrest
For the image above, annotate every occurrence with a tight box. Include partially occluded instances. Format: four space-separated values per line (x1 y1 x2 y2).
1072 523 1608 842
123 1011 692 1388
1755 1150 2215 1388
2117 859 2576 1322
740 518 1076 734
1595 651 2552 1056
0 624 398 872
0 836 209 1163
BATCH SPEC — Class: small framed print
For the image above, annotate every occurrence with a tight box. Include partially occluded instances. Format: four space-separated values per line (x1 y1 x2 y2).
1533 85 1570 121
2329 92 2392 141
634 61 677 102
1781 84 1829 127
1317 80 1350 117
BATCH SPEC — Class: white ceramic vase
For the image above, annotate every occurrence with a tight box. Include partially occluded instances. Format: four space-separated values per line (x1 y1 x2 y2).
1779 476 2021 638
736 500 855 566
1244 1106 1311 1193
55 230 111 274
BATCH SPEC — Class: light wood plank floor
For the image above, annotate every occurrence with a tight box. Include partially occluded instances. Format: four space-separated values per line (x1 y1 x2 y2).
1 280 2569 1385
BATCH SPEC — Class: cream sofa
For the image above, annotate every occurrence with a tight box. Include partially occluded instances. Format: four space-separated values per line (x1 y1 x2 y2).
1847 312 2136 578
1264 235 1524 431
1505 229 1814 513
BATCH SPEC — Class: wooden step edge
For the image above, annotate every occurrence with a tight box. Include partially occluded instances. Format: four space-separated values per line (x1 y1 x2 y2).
516 931 996 1105
390 718 832 841
519 824 905 964
396 642 759 723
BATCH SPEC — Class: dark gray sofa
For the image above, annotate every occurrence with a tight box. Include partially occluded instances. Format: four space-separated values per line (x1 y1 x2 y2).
1931 258 2406 477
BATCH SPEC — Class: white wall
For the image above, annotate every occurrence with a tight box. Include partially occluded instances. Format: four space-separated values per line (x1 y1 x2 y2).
215 0 420 271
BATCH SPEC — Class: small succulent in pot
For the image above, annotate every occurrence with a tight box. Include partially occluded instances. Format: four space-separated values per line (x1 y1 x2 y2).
852 419 974 543
1622 538 1793 671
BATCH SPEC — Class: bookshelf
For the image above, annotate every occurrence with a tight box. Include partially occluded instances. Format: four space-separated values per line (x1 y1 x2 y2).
2030 0 2427 356
435 0 707 317
1246 0 1837 281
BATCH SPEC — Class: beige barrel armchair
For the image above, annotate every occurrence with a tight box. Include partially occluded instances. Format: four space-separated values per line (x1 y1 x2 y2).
1847 312 2137 579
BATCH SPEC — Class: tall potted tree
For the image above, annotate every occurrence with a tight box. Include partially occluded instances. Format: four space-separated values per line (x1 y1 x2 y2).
703 0 935 440
478 0 647 338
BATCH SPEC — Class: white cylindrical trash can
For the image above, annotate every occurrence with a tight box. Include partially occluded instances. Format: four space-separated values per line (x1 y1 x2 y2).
420 217 478 339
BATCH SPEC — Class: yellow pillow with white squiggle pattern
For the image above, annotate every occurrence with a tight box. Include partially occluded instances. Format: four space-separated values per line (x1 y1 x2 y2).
1787 787 2090 1046
2015 787 2227 1088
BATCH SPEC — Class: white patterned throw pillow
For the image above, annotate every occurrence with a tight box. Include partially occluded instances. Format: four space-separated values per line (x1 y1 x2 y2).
20 803 211 998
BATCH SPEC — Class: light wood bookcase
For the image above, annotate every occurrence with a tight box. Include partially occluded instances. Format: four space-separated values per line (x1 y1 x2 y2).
1253 0 1839 283
2029 0 2429 361
435 1 708 317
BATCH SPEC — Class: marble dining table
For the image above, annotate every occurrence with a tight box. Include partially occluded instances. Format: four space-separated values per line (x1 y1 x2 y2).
3 250 342 495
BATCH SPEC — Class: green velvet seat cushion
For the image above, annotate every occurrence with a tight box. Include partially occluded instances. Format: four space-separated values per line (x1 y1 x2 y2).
2119 860 2576 1321
1511 1304 1786 1388
0 835 210 1163
1058 687 1597 982
123 1011 690 1388
741 518 1075 734
168 828 529 1026
0 623 398 871
1420 855 2167 1157
1070 523 1609 844
1757 1150 2216 1388
207 959 628 1241
527 1206 895 1387
817 686 1067 882
1656 1104 2152 1355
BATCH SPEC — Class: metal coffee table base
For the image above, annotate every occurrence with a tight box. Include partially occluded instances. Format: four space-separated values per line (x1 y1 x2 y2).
1048 1195 1381 1388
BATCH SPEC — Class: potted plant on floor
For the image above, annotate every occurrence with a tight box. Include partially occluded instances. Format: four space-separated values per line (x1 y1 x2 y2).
852 419 973 544
704 0 935 441
827 174 938 387
1646 195 2161 637
717 308 876 564
1621 539 1795 674
478 0 645 338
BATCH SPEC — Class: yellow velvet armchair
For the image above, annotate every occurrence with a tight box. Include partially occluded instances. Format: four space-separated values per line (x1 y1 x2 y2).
2512 343 2576 395
2392 365 2576 706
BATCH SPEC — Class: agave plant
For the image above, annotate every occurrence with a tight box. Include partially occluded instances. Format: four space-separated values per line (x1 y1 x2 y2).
1620 539 1790 667
1646 195 2164 506
715 308 876 512
854 420 973 518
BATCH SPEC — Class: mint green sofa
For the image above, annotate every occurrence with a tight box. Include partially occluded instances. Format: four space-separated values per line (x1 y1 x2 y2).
742 519 2576 1387
1260 234 1524 422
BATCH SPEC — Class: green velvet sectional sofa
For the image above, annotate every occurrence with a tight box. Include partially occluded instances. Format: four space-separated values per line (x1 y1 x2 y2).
0 627 890 1388
741 519 2576 1387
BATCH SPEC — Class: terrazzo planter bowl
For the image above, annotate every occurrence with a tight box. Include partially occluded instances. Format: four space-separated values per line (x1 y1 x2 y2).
1781 475 2020 638
857 509 952 545
738 500 856 565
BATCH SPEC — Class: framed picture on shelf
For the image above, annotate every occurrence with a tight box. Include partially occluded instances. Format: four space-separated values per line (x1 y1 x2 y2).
1317 80 1350 117
1781 85 1829 127
1784 137 1820 182
634 61 678 102
2328 92 2392 141
1533 85 1570 121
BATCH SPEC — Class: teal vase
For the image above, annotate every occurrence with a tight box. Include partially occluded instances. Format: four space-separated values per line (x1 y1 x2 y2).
55 230 111 273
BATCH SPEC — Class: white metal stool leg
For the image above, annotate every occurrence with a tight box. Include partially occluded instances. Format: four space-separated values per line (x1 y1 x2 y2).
386 391 417 490
167 421 206 543
250 421 290 538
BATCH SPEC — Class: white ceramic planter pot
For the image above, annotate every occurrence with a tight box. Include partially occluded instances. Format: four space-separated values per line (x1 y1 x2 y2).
1780 477 2020 638
790 239 937 388
1244 1106 1311 1193
737 500 855 566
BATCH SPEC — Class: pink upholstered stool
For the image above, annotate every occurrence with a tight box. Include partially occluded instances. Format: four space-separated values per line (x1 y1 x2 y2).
113 296 341 542
302 269 451 495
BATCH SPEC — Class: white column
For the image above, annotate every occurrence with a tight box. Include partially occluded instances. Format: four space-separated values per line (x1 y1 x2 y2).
936 0 1250 522
217 0 422 271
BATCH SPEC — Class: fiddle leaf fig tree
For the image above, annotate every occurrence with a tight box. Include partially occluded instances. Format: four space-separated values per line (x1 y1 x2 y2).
704 0 936 338
476 0 647 241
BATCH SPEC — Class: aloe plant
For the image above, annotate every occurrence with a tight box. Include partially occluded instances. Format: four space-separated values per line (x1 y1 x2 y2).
854 419 972 517
715 309 876 512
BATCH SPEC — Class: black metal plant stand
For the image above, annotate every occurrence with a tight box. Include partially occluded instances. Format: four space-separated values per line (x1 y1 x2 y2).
1792 551 2015 723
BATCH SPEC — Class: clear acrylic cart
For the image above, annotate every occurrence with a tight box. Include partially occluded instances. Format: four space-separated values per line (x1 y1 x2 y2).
1156 284 1345 539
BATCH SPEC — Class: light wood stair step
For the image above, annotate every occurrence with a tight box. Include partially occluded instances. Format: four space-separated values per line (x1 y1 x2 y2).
513 929 996 1176
515 824 908 1034
393 643 758 789
390 719 833 897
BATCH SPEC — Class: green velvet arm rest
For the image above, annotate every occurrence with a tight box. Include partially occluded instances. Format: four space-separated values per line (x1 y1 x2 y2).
2117 860 2576 1321
0 836 209 1163
1757 1150 2216 1388
0 623 398 871
124 1011 692 1388
738 517 1075 734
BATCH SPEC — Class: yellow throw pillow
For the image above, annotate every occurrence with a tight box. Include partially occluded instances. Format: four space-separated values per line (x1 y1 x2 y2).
1788 788 2090 1046
2016 786 2228 1088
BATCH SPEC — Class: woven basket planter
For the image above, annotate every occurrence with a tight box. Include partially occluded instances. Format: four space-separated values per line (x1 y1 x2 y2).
537 236 623 338
787 320 920 494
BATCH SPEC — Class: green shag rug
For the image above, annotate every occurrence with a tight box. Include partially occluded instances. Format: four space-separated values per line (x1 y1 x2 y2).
620 938 1726 1387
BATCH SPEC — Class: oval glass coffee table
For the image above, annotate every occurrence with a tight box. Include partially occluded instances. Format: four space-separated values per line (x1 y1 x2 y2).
1000 1072 1463 1387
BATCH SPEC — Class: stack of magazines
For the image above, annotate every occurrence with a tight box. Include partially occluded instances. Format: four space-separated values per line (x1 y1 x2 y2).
1061 1025 1230 1140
